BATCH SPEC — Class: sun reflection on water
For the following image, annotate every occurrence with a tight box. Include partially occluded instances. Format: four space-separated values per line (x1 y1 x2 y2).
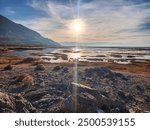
71 48 81 60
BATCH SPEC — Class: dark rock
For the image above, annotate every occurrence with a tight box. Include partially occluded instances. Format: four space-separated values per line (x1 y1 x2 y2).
0 84 3 88
118 91 126 100
114 73 128 81
84 67 112 78
136 85 145 93
125 94 134 102
35 64 45 71
0 92 36 113
63 92 97 112
13 94 36 112
53 66 61 71
34 97 63 109
62 67 69 73
144 96 150 103
24 89 47 102
84 67 128 81
51 83 68 91
10 86 29 93
61 54 68 60
98 95 128 113
24 84 68 103
100 91 109 97
4 64 13 70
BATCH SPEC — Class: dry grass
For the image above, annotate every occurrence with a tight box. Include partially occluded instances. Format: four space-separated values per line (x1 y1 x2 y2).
35 64 45 71
17 73 34 86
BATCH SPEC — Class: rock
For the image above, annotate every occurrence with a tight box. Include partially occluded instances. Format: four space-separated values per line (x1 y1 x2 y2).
15 73 34 86
0 92 36 113
24 89 48 102
84 67 128 81
0 84 3 88
51 83 68 91
62 67 69 73
13 94 36 112
24 84 68 103
97 96 128 113
34 97 64 109
0 92 15 112
70 82 98 98
136 85 145 93
125 94 134 102
114 73 128 81
61 54 68 60
63 92 97 112
35 64 45 71
4 64 13 70
118 91 126 100
84 67 112 78
53 66 61 71
144 96 150 103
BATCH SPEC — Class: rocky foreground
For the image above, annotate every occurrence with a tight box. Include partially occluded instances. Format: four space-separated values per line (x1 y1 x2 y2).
0 62 150 113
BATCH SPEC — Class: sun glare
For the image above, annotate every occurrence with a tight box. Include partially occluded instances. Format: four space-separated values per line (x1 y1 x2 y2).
70 19 85 35
74 21 81 32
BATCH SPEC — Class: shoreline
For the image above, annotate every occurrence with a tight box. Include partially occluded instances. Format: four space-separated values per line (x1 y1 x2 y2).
0 46 150 113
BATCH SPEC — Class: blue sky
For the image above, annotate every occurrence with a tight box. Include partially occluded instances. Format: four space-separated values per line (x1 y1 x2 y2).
0 0 150 46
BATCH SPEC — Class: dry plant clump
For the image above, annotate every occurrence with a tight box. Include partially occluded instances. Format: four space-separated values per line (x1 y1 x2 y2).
17 73 34 86
35 64 45 71
4 64 13 70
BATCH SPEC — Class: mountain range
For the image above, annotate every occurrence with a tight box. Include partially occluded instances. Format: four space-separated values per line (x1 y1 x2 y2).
0 15 60 46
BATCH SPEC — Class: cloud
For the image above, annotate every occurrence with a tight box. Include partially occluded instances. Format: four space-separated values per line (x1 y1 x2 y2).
0 6 16 15
19 0 150 44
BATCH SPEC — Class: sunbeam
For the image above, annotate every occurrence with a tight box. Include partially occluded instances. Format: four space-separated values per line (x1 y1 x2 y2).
72 0 82 112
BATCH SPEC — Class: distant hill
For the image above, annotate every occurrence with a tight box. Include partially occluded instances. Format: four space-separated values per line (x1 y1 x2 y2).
0 15 60 46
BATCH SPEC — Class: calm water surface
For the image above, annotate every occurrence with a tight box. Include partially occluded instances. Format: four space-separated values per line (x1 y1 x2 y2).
9 47 150 64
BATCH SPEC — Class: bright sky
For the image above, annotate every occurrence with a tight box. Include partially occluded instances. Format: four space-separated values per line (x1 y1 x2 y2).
0 0 150 46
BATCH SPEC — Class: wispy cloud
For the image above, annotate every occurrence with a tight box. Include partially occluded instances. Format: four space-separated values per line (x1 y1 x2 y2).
0 6 16 15
18 0 150 44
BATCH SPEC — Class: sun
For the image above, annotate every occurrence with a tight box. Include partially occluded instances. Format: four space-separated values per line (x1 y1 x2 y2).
70 19 85 35
73 21 82 32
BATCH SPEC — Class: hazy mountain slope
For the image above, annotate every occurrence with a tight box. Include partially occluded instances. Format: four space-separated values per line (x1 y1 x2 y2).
0 15 60 46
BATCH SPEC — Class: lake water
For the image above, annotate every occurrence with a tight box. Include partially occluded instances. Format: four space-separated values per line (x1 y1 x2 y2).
10 47 150 64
